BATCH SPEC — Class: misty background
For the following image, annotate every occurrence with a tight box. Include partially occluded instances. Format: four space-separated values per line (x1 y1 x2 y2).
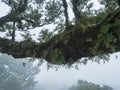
0 52 120 90
34 52 120 90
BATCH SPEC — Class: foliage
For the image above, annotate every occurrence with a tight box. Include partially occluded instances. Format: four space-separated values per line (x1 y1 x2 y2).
0 0 63 40
38 29 53 42
0 0 120 65
69 80 113 90
0 54 40 90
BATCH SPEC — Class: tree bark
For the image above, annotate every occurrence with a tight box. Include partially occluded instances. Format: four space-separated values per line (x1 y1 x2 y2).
117 0 120 6
71 0 81 22
62 0 69 25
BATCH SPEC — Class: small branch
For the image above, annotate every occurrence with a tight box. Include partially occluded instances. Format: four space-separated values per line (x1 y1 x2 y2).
71 0 81 22
62 0 69 25
91 8 120 29
117 0 120 7
11 21 16 41
21 22 52 31
0 0 28 27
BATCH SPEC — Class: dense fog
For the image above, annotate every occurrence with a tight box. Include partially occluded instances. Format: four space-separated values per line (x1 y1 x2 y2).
0 53 120 90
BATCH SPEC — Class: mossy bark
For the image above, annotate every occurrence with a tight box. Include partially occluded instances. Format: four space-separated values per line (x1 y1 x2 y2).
0 24 120 65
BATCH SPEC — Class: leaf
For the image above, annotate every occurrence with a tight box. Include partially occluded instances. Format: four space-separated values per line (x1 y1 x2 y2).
86 38 92 42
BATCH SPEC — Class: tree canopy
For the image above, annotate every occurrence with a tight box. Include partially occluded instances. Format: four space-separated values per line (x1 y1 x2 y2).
69 79 113 90
0 0 120 65
0 54 40 90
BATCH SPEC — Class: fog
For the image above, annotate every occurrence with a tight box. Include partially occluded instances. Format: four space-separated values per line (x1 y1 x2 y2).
34 52 120 90
0 52 120 90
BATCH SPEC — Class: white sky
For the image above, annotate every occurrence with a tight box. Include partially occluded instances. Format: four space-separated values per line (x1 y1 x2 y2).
0 1 120 90
35 52 120 90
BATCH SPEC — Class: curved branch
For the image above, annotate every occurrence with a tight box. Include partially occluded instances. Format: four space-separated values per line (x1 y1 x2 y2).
0 28 97 64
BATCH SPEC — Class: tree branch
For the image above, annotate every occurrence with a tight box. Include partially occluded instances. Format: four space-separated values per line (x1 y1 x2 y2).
117 0 120 7
0 0 28 27
0 1 120 65
0 28 96 64
0 20 120 65
71 0 81 22
62 0 69 25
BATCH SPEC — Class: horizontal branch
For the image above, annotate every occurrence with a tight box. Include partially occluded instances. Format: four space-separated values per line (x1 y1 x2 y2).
0 3 120 65
0 23 120 65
